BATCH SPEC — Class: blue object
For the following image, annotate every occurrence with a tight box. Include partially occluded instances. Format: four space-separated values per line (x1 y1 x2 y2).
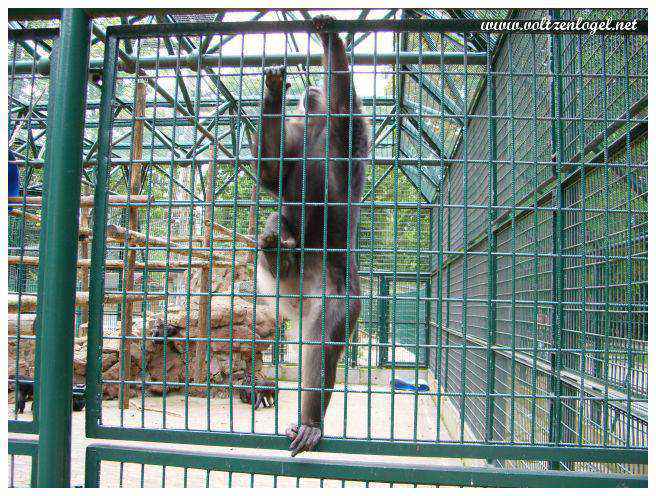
392 378 430 392
8 150 20 211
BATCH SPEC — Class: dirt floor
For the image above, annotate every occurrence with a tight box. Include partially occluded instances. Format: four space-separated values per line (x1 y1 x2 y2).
9 381 461 487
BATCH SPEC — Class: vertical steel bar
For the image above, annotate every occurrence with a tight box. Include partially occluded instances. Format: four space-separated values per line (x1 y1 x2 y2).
378 278 389 369
548 9 565 470
138 37 159 430
528 33 540 446
181 32 197 429
483 31 498 455
79 181 91 331
599 34 611 448
621 34 635 447
459 31 470 443
342 23 357 440
366 31 379 440
443 182 451 393
434 32 447 435
11 35 38 427
230 34 248 428
84 447 101 488
250 32 270 429
575 33 587 445
389 25 403 440
86 26 118 442
161 36 185 430
413 26 424 442
289 29 312 432
36 8 90 487
203 144 218 428
507 35 518 445
320 30 332 435
195 34 214 390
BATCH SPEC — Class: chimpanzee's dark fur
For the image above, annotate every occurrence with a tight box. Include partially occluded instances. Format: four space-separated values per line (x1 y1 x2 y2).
9 374 34 414
251 15 369 456
9 375 85 413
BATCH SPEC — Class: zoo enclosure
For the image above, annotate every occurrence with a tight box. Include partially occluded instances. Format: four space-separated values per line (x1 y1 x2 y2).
7 8 648 488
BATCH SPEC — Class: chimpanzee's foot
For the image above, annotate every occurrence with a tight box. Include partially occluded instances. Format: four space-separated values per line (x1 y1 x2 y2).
260 219 296 279
286 423 322 456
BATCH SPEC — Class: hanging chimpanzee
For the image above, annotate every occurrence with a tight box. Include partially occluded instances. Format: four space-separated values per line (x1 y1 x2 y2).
248 15 369 456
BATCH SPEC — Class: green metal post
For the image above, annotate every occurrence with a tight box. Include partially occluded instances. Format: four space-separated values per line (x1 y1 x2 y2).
483 32 498 460
547 9 565 471
443 184 451 392
84 447 101 488
378 277 390 365
36 8 90 487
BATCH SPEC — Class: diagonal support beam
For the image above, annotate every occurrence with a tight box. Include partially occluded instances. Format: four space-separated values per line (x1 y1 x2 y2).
402 110 446 158
418 32 466 110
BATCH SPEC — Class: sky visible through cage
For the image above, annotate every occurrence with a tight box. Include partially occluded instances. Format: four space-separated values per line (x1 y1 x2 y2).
218 10 396 99
116 9 398 108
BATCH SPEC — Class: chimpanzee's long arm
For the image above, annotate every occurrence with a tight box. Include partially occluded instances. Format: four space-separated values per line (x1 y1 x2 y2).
316 18 354 121
252 67 290 195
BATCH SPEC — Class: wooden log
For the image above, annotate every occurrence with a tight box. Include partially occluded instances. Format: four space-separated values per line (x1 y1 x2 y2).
8 256 236 270
194 154 216 383
107 223 178 249
79 183 92 333
8 194 152 208
106 224 247 266
9 209 93 238
8 292 166 313
7 256 44 267
120 81 146 409
8 214 232 247
205 219 257 247
128 259 229 269
247 183 257 263
169 235 236 244
9 209 42 224
76 292 166 306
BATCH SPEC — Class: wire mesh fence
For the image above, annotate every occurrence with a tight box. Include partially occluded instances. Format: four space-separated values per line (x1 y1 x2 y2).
429 8 647 475
7 439 38 488
7 27 60 433
83 443 641 488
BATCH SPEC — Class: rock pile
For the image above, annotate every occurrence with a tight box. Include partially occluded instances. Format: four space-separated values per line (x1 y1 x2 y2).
8 265 279 402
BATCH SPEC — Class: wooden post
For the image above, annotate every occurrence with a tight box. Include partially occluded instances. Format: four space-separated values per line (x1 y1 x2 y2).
246 129 257 265
78 183 91 334
247 184 257 264
119 81 146 409
193 150 216 385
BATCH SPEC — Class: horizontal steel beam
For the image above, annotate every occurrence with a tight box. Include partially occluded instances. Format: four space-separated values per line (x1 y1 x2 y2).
84 443 647 488
109 18 648 36
9 8 398 21
72 96 397 110
11 50 486 75
87 425 648 465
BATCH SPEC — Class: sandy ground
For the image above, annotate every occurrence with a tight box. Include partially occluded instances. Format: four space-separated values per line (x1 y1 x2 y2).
9 381 460 487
